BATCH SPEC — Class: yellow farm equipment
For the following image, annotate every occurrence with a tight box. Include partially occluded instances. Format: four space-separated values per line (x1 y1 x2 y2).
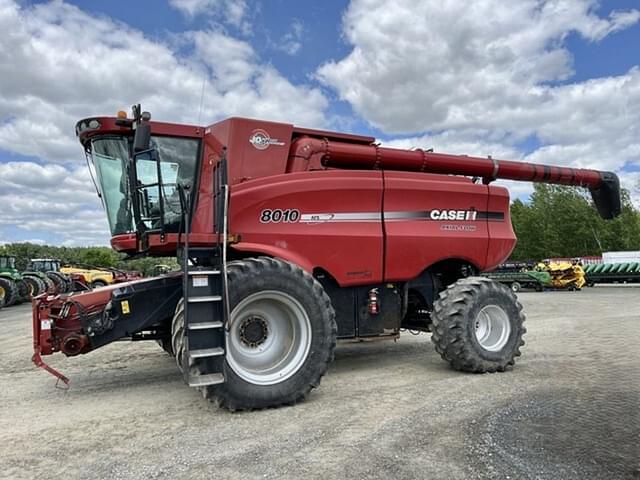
537 260 586 290
59 266 114 289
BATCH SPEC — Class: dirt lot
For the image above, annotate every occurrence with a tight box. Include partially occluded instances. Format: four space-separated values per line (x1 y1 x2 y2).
1 287 639 480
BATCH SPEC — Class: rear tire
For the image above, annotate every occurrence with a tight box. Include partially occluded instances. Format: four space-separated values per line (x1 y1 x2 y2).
510 281 521 293
172 257 337 411
0 278 18 307
91 280 108 289
41 276 55 292
431 277 526 373
46 272 69 293
22 276 46 299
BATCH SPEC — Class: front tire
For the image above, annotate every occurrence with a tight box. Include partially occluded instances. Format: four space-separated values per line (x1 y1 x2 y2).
431 277 526 373
172 257 337 410
14 280 28 304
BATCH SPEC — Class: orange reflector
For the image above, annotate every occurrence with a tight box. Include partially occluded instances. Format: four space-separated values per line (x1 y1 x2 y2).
116 110 127 119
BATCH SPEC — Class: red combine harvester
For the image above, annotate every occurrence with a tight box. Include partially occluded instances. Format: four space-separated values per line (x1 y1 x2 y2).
32 105 620 410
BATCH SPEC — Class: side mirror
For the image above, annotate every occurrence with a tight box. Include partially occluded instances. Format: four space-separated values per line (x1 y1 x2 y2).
133 122 151 152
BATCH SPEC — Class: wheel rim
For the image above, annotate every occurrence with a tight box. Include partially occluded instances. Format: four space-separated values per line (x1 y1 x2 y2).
27 283 34 296
0 286 5 302
474 305 511 352
226 291 311 386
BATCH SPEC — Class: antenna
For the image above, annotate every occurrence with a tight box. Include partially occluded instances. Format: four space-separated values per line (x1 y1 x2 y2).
197 75 207 125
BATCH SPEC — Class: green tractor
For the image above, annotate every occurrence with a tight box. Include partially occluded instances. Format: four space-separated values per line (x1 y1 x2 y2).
26 259 72 294
0 256 30 307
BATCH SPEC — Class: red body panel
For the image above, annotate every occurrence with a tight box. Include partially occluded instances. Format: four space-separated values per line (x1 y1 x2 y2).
227 168 514 285
230 170 384 286
213 118 293 185
486 187 517 268
78 115 612 283
382 172 492 281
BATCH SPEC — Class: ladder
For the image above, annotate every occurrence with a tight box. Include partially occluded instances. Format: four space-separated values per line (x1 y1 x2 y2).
181 152 230 389
184 253 226 388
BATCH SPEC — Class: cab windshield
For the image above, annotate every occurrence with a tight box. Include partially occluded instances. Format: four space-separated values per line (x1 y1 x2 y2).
0 257 16 269
91 136 200 236
30 260 58 272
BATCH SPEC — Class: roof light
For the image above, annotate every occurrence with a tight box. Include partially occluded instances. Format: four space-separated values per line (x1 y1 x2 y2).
117 110 127 119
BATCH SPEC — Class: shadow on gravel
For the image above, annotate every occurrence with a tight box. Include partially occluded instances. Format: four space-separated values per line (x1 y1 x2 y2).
329 336 440 372
469 387 640 479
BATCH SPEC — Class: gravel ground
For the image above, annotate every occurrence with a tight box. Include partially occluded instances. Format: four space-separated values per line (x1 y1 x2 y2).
1 286 639 480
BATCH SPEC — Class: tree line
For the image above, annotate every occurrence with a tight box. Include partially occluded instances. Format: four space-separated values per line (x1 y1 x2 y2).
510 184 640 260
2 184 638 269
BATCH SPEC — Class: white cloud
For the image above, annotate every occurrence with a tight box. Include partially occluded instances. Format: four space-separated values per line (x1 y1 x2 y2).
189 30 327 123
0 161 109 245
272 19 304 56
318 0 640 135
169 0 251 34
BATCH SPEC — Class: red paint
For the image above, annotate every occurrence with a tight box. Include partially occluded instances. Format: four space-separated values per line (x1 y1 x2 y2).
32 283 120 361
382 171 491 281
76 115 613 285
230 170 384 285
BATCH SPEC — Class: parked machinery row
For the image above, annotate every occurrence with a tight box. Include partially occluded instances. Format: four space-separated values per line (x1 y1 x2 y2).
485 258 640 291
0 256 142 309
0 256 63 307
483 259 586 292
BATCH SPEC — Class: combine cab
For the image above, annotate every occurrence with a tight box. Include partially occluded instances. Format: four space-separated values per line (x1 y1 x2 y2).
31 105 621 410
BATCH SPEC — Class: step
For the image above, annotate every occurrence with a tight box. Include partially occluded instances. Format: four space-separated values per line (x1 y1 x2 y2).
187 295 222 303
188 269 221 275
188 321 223 330
188 373 225 388
190 347 224 359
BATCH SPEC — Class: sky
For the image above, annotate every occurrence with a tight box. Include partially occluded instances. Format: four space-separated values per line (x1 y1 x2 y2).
1 0 639 246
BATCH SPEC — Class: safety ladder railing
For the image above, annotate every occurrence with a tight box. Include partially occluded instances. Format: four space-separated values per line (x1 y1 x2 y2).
181 150 229 388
